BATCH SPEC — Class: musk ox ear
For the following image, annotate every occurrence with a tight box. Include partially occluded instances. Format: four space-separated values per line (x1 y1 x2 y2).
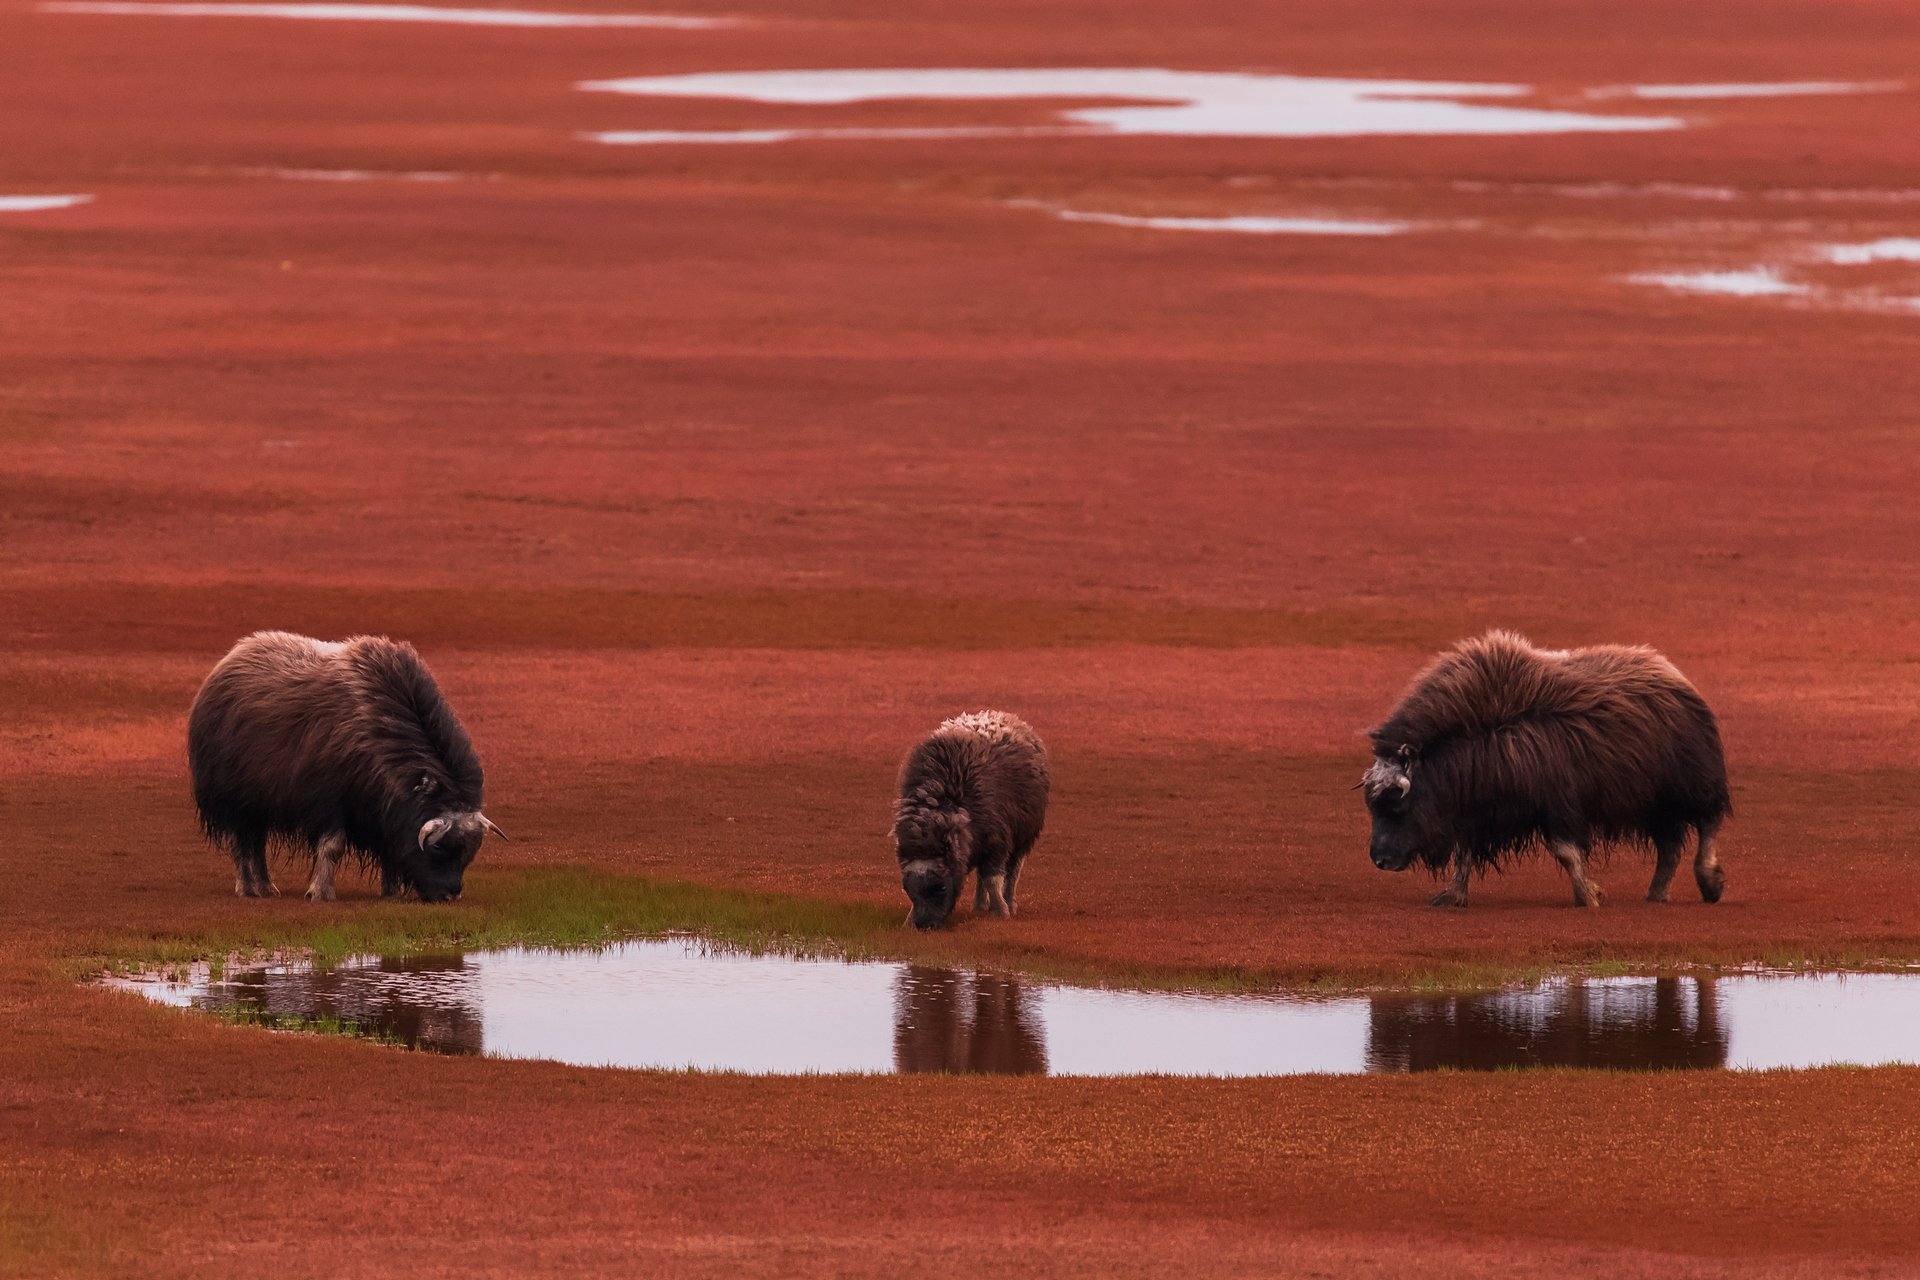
414 773 437 795
419 816 454 849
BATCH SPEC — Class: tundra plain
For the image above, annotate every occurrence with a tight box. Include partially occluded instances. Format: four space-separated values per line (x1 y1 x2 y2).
4 0 1920 1275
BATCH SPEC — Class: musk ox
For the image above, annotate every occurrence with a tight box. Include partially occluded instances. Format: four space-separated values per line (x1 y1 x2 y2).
187 631 503 903
1362 631 1730 909
893 711 1049 930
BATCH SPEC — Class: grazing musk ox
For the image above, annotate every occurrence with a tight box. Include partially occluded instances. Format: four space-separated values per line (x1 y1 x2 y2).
894 711 1049 930
188 631 503 903
1362 631 1729 908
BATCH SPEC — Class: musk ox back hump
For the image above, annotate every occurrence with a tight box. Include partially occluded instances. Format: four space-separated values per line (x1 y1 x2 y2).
901 711 1050 831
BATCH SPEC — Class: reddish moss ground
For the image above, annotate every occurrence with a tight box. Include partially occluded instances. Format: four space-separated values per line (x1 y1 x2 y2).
5 0 1920 1273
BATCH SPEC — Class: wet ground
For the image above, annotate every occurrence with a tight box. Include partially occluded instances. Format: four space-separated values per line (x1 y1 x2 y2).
110 944 1920 1075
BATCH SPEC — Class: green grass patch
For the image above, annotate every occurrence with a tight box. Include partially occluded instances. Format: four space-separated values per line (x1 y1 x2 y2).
62 864 1920 998
66 866 902 982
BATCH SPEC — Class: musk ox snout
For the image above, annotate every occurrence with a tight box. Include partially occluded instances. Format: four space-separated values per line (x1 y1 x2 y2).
1369 836 1417 872
1362 760 1421 871
902 862 960 930
407 812 490 903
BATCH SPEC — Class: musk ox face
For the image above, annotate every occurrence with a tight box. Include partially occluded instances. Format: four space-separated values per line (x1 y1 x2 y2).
895 814 967 930
900 857 961 930
405 812 497 903
1362 758 1443 872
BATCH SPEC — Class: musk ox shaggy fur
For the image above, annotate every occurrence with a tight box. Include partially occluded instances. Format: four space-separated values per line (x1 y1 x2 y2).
188 631 503 903
1362 631 1730 908
893 711 1050 930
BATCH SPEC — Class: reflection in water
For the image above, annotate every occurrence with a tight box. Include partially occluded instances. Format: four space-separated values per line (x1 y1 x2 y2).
1367 977 1727 1072
104 944 1920 1077
219 954 486 1055
893 967 1047 1075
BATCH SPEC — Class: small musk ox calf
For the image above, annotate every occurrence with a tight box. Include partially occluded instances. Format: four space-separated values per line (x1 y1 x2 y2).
187 631 503 903
894 711 1049 930
1362 631 1730 908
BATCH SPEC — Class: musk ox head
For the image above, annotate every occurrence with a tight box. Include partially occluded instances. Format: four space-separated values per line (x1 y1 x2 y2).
1361 754 1445 873
894 805 969 931
406 810 506 903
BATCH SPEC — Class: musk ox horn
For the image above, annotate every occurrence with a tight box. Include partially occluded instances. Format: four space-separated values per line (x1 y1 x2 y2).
1392 774 1411 797
418 816 454 849
480 816 509 842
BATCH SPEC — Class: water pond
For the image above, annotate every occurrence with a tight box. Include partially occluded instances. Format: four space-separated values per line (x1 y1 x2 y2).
106 940 1920 1076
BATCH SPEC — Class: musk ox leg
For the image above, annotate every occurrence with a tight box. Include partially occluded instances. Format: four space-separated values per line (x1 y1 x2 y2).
1548 841 1604 908
1003 851 1029 916
1694 827 1726 903
305 832 343 903
232 832 276 898
1429 860 1472 908
974 873 1010 919
1647 835 1684 903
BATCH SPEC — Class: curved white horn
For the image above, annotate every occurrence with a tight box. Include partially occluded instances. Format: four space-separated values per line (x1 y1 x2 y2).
418 816 453 849
480 816 510 842
1393 775 1411 797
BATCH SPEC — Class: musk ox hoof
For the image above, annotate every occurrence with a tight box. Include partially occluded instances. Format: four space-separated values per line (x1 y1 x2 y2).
1429 889 1469 908
1698 868 1726 904
1572 883 1605 908
304 885 336 903
1646 887 1670 903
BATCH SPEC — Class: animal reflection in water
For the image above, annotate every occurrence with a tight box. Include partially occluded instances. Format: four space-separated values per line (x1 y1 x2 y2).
1367 976 1727 1072
893 967 1048 1075
213 954 485 1055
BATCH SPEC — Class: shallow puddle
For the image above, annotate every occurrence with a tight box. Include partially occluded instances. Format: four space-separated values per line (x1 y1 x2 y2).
40 2 730 27
1047 210 1414 236
106 941 1920 1076
580 68 1688 144
0 194 93 213
1586 80 1904 100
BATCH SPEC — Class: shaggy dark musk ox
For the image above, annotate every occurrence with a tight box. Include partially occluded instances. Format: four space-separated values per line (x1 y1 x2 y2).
188 631 503 903
1362 631 1730 909
894 711 1049 930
